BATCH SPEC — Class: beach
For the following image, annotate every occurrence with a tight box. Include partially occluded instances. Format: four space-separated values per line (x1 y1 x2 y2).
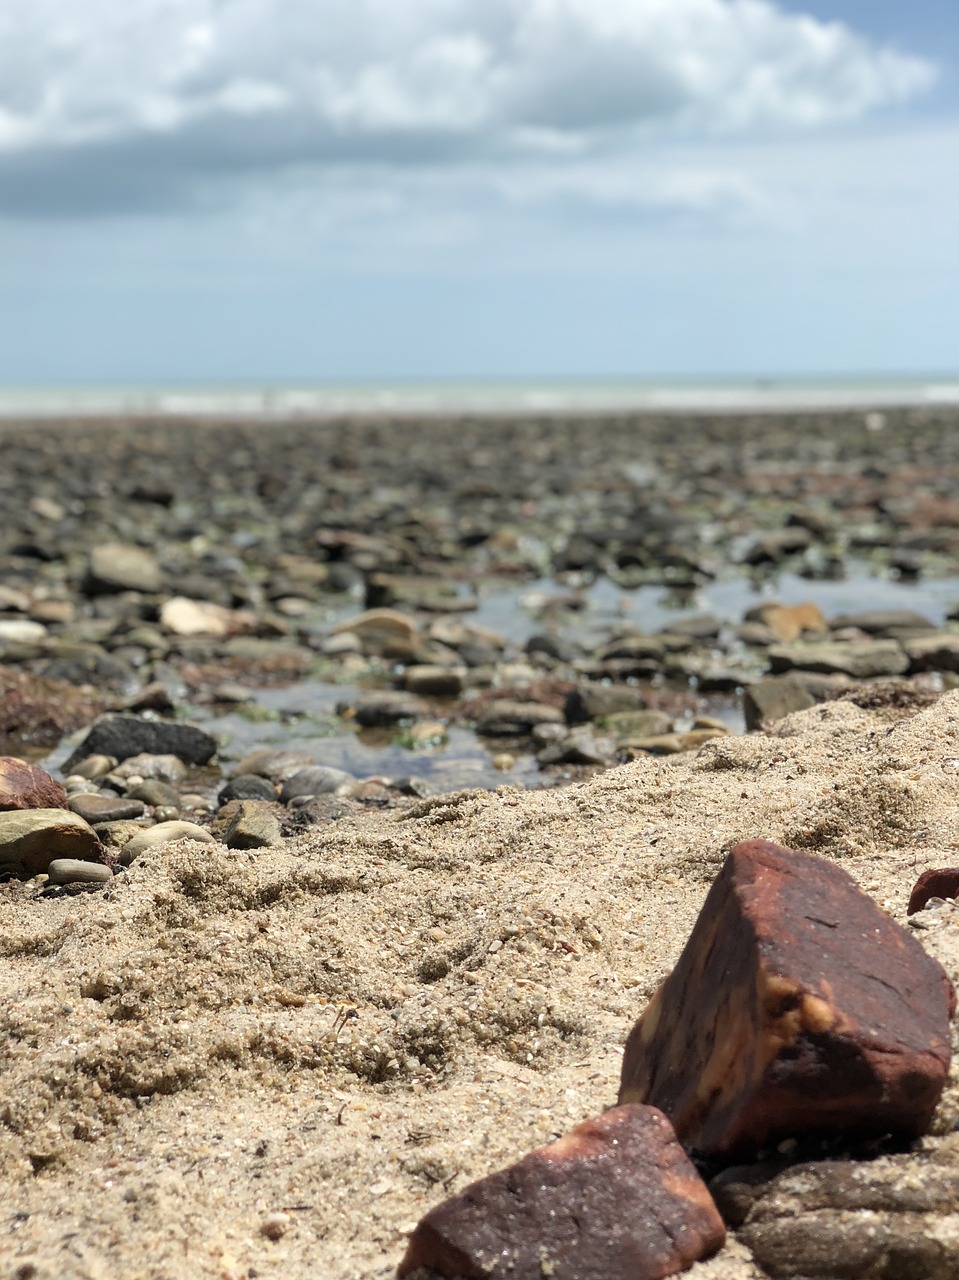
4 407 959 1278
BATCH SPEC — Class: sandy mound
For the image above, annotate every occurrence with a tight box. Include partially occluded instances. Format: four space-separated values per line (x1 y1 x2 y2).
4 690 959 1278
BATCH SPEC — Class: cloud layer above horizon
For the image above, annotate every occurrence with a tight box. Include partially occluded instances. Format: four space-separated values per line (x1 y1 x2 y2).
0 0 937 216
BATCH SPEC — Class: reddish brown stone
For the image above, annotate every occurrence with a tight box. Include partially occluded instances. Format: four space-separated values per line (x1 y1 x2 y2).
908 868 959 915
0 756 67 812
618 840 954 1159
397 1105 725 1280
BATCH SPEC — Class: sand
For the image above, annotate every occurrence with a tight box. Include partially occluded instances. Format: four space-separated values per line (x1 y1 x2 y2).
4 687 959 1279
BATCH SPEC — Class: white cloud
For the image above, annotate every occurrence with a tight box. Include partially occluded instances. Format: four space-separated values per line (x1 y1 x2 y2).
0 0 937 215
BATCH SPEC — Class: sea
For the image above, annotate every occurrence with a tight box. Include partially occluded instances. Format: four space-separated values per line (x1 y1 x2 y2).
0 376 958 419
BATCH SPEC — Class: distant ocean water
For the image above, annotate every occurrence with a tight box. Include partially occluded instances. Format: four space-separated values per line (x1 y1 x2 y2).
0 377 958 418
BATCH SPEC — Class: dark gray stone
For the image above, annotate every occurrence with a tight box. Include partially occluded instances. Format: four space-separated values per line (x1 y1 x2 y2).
218 774 276 805
61 715 217 772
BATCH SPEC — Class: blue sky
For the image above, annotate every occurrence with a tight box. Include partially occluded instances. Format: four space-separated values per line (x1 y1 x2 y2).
0 0 956 385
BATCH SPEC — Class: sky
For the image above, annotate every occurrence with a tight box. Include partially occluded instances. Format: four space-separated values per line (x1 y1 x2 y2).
0 0 956 386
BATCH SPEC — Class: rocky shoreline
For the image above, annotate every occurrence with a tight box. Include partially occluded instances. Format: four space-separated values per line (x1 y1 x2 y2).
3 408 959 807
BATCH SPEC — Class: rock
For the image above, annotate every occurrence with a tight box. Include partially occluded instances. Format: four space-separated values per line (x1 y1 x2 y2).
618 839 954 1158
0 809 102 876
126 779 181 808
0 619 47 643
68 795 146 824
68 754 118 780
767 639 909 679
346 691 426 728
160 597 244 637
742 527 812 565
564 684 647 724
0 584 31 611
232 749 315 784
604 710 675 738
620 729 728 756
908 868 959 915
397 1104 725 1280
403 665 466 697
95 819 153 849
537 727 614 767
712 1154 959 1280
218 774 276 804
47 858 114 885
830 609 936 635
330 608 418 649
119 820 217 866
658 613 722 640
61 715 217 772
366 572 470 613
219 800 282 850
30 598 75 625
737 620 778 646
405 720 449 748
278 766 354 803
85 542 161 595
279 762 353 803
748 602 827 643
600 635 672 662
475 700 566 736
0 757 68 811
112 753 188 783
902 633 959 673
743 675 818 731
525 633 578 663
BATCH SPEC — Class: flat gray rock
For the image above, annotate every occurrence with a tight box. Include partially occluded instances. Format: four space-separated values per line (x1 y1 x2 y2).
767 640 909 679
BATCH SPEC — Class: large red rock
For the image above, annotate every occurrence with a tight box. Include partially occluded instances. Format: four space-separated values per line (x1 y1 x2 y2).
0 756 68 812
397 1105 725 1280
618 840 954 1159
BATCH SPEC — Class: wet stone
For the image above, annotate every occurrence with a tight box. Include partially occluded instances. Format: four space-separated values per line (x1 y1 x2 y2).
84 542 162 595
746 602 827 643
232 748 314 784
537 727 614 767
61 714 217 772
403 664 466 697
743 675 818 731
830 609 936 635
475 700 566 736
767 639 909 679
902 633 959 674
398 1104 725 1280
112 753 188 783
278 766 354 804
68 794 146 824
218 774 276 804
349 691 427 727
619 839 955 1159
564 684 648 724
126 779 182 808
